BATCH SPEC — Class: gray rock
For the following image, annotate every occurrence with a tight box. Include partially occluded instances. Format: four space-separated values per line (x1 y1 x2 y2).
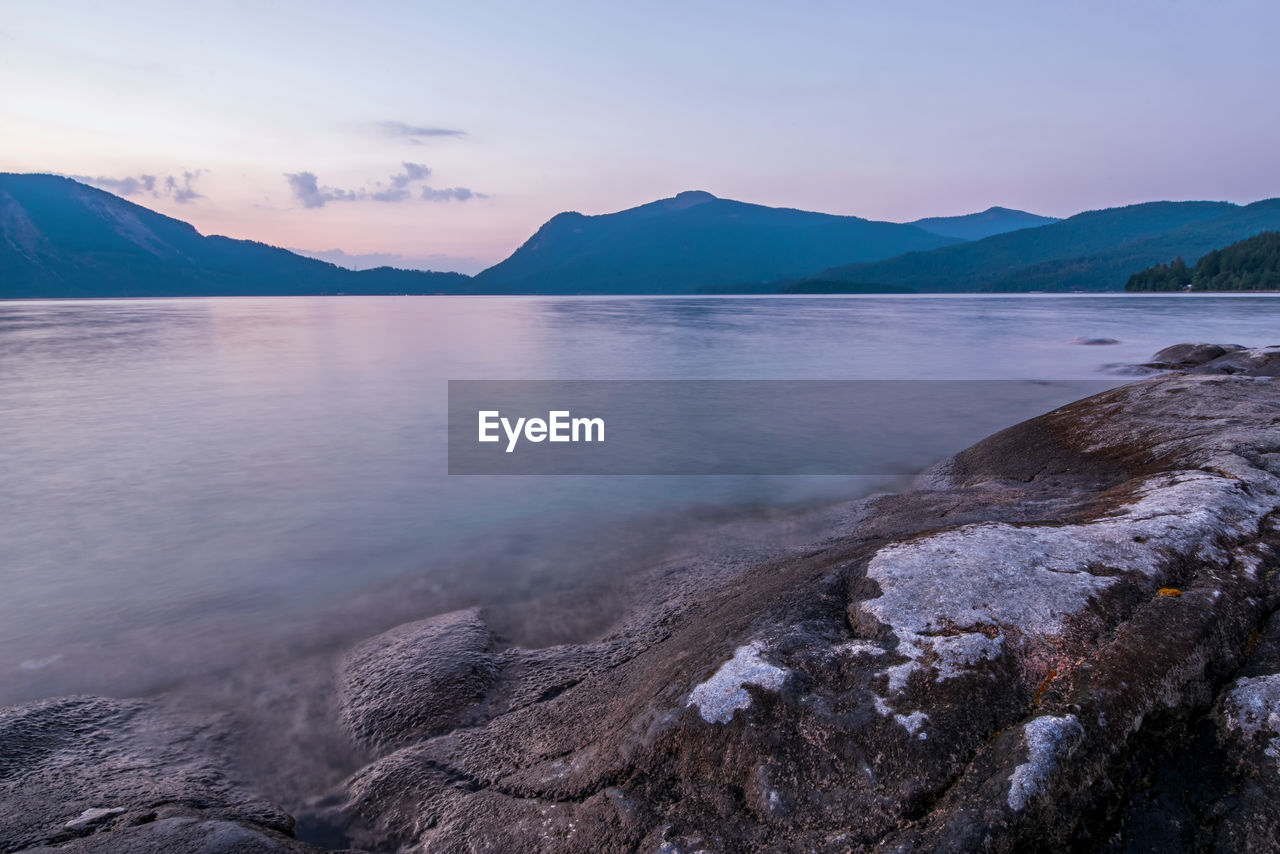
1149 341 1245 367
20 817 310 854
1099 608 1280 853
312 372 1280 852
0 696 317 852
1125 342 1279 377
62 808 125 833
1208 612 1280 852
337 606 497 751
1190 344 1280 377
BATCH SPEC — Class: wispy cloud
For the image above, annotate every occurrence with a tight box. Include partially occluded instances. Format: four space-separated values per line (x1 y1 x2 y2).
421 186 485 202
369 162 432 202
165 173 202 203
284 172 362 208
377 121 467 144
72 170 204 203
285 163 484 208
290 247 486 275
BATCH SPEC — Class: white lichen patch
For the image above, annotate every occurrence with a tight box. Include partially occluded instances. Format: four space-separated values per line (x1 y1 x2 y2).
895 710 929 736
833 640 886 658
885 660 921 694
687 641 787 724
930 632 1004 681
872 693 929 737
872 629 1002 697
854 449 1280 697
877 630 1002 693
1007 714 1084 811
1222 673 1280 774
1233 546 1264 579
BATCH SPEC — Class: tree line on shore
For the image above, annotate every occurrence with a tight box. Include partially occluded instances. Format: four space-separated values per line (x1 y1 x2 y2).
1126 231 1280 291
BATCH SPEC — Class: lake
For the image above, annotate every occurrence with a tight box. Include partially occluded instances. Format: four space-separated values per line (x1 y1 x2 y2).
2 294 1278 706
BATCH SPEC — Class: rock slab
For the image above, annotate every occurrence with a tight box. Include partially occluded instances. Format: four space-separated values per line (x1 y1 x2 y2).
317 370 1280 852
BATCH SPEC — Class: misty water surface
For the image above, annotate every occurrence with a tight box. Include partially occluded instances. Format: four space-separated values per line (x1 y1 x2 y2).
2 294 1278 705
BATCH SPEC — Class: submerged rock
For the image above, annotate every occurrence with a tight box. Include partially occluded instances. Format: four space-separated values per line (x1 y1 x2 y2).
0 696 319 852
1130 341 1280 376
1148 341 1245 367
1188 344 1280 376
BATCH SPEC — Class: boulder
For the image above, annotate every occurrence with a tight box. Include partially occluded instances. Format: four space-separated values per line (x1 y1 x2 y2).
338 607 497 752
0 695 318 853
1190 344 1280 377
1127 343 1280 377
1148 342 1245 368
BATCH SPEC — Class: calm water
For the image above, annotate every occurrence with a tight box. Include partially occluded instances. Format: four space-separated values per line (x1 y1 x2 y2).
2 294 1279 705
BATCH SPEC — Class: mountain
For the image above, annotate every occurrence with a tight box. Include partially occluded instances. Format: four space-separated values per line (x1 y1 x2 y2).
802 198 1280 292
0 173 470 298
908 206 1059 240
15 173 1277 298
469 190 961 294
1126 230 1280 291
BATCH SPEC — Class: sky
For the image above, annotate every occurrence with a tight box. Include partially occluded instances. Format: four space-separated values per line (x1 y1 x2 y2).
4 0 1280 273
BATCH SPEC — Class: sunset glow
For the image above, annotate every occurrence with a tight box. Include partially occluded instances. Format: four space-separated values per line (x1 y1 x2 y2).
5 0 1279 271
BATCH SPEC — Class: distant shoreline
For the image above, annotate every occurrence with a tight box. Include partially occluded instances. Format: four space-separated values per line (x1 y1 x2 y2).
6 291 1280 302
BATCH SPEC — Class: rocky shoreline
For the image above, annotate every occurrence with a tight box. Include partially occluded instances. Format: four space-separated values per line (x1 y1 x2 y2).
4 345 1280 853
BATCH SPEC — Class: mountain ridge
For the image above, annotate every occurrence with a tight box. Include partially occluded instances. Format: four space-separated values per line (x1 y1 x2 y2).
7 173 1278 297
802 198 1280 292
0 173 470 298
469 191 962 294
908 205 1060 240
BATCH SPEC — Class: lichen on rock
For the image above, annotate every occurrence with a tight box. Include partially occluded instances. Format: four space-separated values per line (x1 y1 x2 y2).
686 641 787 724
1222 673 1280 774
1007 714 1084 811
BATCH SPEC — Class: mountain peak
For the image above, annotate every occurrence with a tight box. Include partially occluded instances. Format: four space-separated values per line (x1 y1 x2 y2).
474 192 959 293
910 207 1060 241
666 190 718 210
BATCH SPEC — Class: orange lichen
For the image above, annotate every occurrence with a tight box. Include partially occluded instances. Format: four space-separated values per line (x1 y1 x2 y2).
1031 669 1057 711
1157 588 1182 598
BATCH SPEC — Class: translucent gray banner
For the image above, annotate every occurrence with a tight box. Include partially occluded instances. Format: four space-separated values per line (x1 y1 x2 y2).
447 380 1117 475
